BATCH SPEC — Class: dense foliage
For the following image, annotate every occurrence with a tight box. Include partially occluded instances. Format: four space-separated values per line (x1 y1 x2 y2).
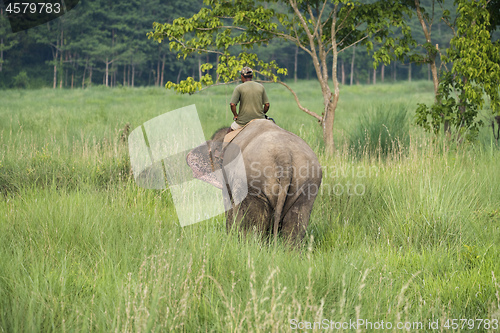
0 0 204 89
2 0 496 90
415 0 500 140
148 0 433 153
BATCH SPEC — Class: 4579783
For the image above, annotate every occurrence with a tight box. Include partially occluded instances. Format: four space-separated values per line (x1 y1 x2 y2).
443 318 498 330
5 2 62 15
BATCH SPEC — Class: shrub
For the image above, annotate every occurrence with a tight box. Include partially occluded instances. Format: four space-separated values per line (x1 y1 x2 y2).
350 104 409 157
12 71 30 89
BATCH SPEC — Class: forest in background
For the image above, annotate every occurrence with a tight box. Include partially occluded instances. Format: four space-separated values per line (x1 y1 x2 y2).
0 0 498 89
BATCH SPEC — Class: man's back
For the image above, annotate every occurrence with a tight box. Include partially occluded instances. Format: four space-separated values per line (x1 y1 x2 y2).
231 81 269 126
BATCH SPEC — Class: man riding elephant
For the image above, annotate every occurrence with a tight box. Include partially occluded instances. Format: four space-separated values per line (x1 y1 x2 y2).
229 67 270 131
186 119 322 247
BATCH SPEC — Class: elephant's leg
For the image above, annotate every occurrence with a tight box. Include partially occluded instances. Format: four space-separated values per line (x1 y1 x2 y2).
226 197 272 240
280 192 317 248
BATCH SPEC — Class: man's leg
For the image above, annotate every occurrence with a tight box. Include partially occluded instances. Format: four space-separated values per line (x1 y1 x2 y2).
230 122 242 131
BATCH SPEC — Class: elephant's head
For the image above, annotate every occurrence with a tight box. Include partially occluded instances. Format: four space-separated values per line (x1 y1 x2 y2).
186 128 248 205
186 127 235 189
186 140 224 189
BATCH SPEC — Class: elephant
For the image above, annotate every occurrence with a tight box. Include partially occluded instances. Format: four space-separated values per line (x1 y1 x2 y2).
186 119 322 246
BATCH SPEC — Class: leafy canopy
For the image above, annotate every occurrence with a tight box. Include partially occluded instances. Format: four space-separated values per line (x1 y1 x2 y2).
148 0 415 95
416 0 500 139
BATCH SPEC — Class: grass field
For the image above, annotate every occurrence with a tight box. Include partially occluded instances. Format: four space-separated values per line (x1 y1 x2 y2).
1 81 500 332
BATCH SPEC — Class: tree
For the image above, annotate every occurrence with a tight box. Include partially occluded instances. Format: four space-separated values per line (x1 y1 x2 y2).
413 0 440 96
415 0 500 140
29 18 66 89
74 0 128 87
0 8 19 73
148 0 415 153
409 0 457 130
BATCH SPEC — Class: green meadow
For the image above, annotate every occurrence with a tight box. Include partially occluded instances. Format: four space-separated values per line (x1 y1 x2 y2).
1 81 499 332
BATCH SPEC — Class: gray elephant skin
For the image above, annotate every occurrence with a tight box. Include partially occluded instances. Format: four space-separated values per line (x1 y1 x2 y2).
186 119 322 246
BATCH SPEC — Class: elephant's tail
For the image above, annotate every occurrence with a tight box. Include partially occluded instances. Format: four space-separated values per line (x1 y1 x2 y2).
273 173 291 240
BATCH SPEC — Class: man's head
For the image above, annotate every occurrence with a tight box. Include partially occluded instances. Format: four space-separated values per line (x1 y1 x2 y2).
240 66 253 82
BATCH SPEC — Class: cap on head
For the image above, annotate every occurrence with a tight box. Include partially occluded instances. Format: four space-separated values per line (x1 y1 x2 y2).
241 66 253 77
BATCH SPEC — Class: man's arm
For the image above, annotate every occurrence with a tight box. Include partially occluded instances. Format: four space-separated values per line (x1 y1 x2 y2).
230 103 238 119
263 103 270 114
230 86 240 120
262 87 270 115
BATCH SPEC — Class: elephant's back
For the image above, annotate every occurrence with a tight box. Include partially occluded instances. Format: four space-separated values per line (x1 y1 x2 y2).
234 119 318 162
233 119 322 211
233 119 322 188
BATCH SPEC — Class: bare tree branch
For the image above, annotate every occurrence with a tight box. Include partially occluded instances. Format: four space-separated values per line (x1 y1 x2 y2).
335 29 379 54
171 37 224 55
335 6 354 34
195 26 247 31
192 80 239 93
247 18 314 57
289 0 325 85
415 0 432 43
311 0 329 39
336 22 364 50
259 80 322 121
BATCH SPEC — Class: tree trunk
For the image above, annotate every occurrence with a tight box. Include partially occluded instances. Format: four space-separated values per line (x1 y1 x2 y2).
393 62 397 81
105 57 109 87
128 64 131 86
457 77 468 135
321 9 341 155
408 62 412 82
373 67 376 84
198 57 202 80
53 62 57 89
323 98 337 155
53 37 58 89
430 46 439 96
323 47 340 155
89 65 92 87
82 57 87 89
350 46 356 86
156 59 160 86
59 29 63 89
294 45 298 83
177 68 182 84
415 0 439 96
161 54 166 87
70 54 74 89
132 64 135 87
415 0 443 129
1 38 3 72
216 54 220 82
381 65 385 83
123 65 126 87
341 61 345 85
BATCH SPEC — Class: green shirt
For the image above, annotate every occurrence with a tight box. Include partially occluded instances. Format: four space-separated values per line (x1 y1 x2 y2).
230 81 269 126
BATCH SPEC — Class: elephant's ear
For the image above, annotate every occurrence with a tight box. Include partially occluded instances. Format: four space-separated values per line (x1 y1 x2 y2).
186 142 223 189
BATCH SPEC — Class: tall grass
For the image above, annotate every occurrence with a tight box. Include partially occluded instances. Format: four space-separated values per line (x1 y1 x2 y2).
1 81 500 331
348 103 409 158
